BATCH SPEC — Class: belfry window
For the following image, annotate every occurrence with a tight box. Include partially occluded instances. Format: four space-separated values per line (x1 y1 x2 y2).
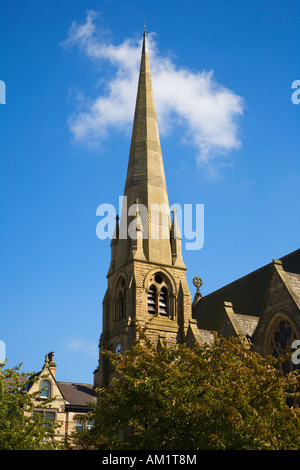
147 273 172 318
159 287 168 316
148 285 157 314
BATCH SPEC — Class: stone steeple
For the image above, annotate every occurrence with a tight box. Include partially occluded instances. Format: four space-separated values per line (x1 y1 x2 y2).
94 29 192 389
114 28 172 269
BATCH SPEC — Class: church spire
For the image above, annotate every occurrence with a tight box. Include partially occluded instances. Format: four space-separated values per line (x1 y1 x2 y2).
114 28 172 269
95 28 192 390
143 21 147 52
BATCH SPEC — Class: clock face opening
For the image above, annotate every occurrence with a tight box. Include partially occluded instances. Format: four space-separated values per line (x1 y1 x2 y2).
115 342 122 354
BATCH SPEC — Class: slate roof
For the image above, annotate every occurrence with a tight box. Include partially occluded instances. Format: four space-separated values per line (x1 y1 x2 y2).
57 382 97 408
279 271 300 310
197 329 215 344
234 313 259 337
4 375 97 409
192 248 300 333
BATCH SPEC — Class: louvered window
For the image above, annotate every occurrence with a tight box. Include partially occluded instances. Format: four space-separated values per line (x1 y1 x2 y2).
147 285 157 314
159 286 168 316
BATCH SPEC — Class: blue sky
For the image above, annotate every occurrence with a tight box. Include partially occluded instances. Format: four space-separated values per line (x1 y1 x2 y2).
0 0 299 384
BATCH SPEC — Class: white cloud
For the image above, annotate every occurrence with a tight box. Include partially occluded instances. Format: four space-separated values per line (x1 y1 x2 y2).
62 11 245 177
67 338 98 358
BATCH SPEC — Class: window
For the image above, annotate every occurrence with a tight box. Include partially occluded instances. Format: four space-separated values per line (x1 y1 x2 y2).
147 285 157 314
114 276 126 324
33 410 55 428
40 380 51 398
45 412 55 428
159 286 168 316
75 419 84 432
74 417 94 432
147 272 172 318
118 291 126 319
269 317 297 374
87 419 94 430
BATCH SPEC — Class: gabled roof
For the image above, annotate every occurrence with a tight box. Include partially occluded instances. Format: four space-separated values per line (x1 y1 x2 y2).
192 248 300 333
278 270 300 310
234 313 259 337
57 382 97 408
186 319 215 347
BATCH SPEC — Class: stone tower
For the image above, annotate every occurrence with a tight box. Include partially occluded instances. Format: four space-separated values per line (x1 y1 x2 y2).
94 29 192 388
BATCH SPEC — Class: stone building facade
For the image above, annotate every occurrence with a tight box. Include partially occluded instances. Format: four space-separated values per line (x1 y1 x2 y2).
27 352 96 443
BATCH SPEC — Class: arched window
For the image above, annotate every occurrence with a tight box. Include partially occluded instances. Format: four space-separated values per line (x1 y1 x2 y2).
148 285 157 314
40 380 51 398
159 287 168 316
118 291 126 319
147 272 172 319
114 276 126 324
269 317 297 374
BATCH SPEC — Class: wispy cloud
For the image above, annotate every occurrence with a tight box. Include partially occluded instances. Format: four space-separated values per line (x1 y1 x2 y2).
66 337 98 358
61 10 245 177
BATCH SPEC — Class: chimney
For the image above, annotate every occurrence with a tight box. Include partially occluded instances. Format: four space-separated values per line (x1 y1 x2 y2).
48 351 56 378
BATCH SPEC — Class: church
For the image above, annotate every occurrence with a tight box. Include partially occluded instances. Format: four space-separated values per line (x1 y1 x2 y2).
92 29 300 388
27 28 300 440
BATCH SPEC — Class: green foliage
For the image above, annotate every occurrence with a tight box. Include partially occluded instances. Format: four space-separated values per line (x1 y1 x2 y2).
76 330 300 450
0 363 63 450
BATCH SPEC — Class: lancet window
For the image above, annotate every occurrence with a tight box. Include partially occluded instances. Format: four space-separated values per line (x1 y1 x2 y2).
114 276 126 324
147 285 157 314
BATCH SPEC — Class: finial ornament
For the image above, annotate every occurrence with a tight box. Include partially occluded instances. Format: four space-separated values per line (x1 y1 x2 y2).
144 19 147 35
193 276 203 295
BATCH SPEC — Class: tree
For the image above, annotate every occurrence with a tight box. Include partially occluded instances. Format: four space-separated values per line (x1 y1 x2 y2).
77 329 300 450
0 363 63 450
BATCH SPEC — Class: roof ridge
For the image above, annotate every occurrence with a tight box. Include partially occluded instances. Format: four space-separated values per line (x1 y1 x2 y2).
57 381 93 386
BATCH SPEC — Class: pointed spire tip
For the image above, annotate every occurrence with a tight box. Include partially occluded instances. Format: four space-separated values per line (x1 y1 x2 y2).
142 21 148 53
